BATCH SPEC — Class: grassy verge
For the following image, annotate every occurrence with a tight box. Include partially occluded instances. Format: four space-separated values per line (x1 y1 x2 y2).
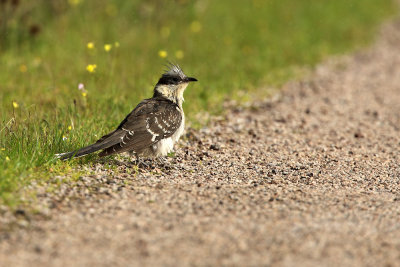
0 0 396 206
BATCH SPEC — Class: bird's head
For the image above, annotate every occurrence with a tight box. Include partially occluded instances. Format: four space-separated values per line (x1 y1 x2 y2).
154 63 197 106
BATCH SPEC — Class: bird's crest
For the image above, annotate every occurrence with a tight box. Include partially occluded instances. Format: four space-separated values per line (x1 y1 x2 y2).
163 62 186 79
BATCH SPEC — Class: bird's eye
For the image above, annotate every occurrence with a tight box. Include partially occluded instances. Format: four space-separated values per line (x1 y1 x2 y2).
172 77 179 83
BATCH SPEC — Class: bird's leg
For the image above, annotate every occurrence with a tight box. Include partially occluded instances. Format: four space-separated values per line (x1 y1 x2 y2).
157 156 174 170
127 151 145 168
157 156 168 165
134 154 152 169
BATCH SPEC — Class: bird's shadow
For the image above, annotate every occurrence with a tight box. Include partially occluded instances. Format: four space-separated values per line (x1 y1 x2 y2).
92 155 176 173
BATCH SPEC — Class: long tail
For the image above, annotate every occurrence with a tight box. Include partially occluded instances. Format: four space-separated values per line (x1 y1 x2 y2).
56 130 123 160
55 143 105 160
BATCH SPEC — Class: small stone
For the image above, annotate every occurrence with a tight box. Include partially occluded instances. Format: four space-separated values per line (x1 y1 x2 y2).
209 144 220 151
354 131 364 138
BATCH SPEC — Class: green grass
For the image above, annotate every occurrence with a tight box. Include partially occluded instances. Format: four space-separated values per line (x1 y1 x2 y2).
0 0 396 206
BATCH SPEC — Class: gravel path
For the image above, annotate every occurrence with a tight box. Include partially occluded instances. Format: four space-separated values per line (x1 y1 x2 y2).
1 18 400 267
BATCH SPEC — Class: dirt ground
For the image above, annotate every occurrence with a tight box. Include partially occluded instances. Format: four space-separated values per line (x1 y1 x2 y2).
1 17 400 267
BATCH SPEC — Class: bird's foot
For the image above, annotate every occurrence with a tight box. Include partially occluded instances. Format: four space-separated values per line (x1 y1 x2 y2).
156 157 174 170
157 157 167 165
132 158 153 170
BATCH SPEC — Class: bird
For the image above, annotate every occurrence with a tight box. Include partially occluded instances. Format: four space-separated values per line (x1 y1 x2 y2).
56 63 197 161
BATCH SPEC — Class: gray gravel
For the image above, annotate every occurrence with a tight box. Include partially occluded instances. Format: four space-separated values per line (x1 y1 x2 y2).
1 18 400 267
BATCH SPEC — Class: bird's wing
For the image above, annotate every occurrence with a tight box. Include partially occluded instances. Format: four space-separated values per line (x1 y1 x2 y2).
99 98 182 156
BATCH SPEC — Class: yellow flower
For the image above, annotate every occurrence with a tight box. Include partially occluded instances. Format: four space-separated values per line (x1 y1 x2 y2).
87 42 94 49
5 156 10 161
158 50 168 58
12 101 19 108
68 125 72 131
104 44 112 52
86 64 97 73
114 41 120 48
62 135 68 141
81 92 87 97
68 0 81 6
1 148 5 151
19 64 27 73
175 50 184 59
190 21 202 33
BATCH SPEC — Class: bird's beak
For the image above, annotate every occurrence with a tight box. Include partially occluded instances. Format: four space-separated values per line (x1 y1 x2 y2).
185 77 198 82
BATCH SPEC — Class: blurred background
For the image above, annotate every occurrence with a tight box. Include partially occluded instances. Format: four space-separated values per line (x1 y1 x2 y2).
1 0 396 116
0 0 396 204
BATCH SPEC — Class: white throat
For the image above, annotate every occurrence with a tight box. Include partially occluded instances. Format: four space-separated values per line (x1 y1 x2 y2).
155 83 189 108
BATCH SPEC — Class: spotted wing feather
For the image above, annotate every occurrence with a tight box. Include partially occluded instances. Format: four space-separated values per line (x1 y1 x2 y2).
99 97 182 157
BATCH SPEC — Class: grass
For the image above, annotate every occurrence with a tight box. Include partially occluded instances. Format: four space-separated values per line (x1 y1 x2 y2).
0 0 396 206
